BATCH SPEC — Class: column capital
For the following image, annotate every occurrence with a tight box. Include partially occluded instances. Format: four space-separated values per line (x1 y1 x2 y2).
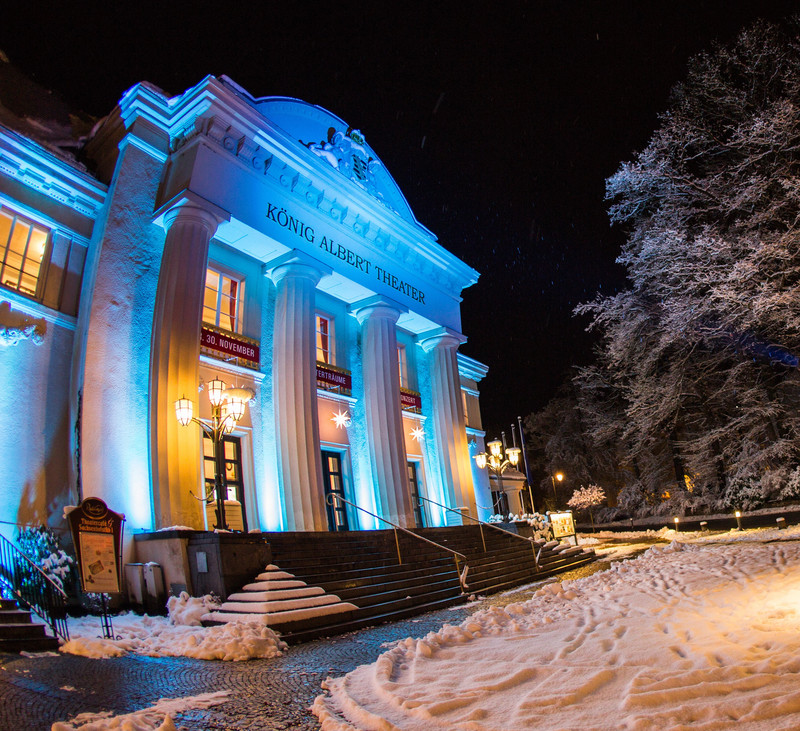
157 195 229 236
417 326 467 353
349 295 407 326
265 250 331 287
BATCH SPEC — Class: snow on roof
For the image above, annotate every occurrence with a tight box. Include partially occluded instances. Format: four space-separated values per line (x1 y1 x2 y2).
0 51 95 170
220 77 424 230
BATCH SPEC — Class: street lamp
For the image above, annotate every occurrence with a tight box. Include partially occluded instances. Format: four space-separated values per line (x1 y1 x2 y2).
550 471 564 507
474 439 522 514
175 377 254 531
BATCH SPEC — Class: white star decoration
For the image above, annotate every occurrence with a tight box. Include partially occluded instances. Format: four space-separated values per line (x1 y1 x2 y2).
410 426 425 442
331 409 351 429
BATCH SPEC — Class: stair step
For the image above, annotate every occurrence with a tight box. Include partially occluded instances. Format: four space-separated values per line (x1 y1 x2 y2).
0 635 60 652
0 609 33 624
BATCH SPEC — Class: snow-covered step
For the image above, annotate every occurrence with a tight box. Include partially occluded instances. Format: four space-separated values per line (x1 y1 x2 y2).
218 594 342 614
226 586 324 602
242 579 307 591
253 569 296 581
206 602 355 626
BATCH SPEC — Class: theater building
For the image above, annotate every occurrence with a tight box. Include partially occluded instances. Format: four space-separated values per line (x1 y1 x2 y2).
0 74 493 560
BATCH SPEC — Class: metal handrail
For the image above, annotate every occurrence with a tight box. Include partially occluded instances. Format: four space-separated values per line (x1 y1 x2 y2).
416 495 541 570
0 533 70 642
325 494 470 594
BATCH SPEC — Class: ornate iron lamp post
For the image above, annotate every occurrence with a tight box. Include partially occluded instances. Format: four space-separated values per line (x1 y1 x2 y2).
175 377 253 531
474 439 522 514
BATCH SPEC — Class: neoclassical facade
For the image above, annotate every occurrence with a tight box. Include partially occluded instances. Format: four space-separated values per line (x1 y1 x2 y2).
0 75 493 557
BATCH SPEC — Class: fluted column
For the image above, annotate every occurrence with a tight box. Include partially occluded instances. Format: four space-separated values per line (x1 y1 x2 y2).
150 202 223 528
420 329 476 519
269 254 328 531
352 297 412 527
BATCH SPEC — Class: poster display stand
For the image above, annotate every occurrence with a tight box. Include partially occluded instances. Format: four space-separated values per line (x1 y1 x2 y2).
66 497 125 638
547 510 578 546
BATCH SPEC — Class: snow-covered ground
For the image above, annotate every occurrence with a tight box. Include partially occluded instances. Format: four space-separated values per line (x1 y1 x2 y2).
314 525 800 729
59 592 286 663
51 524 800 729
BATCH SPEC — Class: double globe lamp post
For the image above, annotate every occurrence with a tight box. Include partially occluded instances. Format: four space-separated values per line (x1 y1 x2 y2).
174 377 253 531
474 439 522 515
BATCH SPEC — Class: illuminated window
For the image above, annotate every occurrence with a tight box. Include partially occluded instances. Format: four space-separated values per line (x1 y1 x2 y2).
0 207 49 299
316 314 333 364
203 267 241 333
397 344 408 388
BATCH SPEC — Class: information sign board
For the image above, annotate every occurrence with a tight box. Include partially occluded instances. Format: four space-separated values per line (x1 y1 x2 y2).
67 497 125 593
548 510 577 544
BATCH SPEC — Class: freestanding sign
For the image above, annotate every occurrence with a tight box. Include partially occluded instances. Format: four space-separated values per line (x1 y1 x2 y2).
67 497 125 594
547 510 578 546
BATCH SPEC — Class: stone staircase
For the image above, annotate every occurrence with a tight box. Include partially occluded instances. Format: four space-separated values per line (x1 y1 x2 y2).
203 527 595 644
0 598 60 653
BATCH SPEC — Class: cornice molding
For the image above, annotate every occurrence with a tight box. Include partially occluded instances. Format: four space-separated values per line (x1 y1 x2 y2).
0 125 106 220
153 77 479 298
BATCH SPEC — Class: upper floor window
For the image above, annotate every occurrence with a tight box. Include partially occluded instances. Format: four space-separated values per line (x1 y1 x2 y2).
203 267 241 333
316 314 333 364
397 344 409 388
0 207 49 299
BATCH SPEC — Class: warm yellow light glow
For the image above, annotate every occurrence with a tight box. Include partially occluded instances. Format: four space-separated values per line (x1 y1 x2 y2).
475 452 488 470
207 377 227 407
507 447 521 466
224 387 253 422
175 396 193 426
735 510 741 518
674 516 680 524
555 472 564 482
220 402 236 433
487 439 503 458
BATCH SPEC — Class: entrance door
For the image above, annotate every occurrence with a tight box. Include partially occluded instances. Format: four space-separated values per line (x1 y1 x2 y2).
407 462 425 528
203 434 247 531
321 450 348 531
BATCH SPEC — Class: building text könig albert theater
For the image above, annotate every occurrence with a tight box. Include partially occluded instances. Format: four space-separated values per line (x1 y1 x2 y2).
0 74 494 559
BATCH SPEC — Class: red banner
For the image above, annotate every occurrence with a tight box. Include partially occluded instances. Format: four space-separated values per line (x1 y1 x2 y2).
317 363 352 391
201 327 260 364
400 390 422 411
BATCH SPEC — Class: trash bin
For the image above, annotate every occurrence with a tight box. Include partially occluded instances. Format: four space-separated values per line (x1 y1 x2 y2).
142 562 166 615
125 563 145 609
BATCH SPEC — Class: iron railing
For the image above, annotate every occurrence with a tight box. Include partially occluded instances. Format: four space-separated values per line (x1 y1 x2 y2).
0 533 70 642
325 494 470 593
417 495 541 570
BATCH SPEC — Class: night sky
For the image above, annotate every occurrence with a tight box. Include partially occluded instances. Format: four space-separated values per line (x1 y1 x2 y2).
3 1 798 438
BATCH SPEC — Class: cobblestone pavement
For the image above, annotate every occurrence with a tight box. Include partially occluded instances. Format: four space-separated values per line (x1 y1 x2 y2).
0 561 612 731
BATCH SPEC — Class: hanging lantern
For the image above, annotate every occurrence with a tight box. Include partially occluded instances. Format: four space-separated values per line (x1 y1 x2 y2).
220 401 236 433
506 447 521 466
224 387 254 422
487 439 503 458
207 377 227 407
474 452 488 470
174 396 193 426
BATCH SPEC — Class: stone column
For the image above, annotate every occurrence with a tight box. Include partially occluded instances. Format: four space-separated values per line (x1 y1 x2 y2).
420 329 476 519
268 253 328 531
352 297 412 527
150 202 223 528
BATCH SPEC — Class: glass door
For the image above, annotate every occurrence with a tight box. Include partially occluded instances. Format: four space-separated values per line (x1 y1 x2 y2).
203 434 247 531
407 461 425 528
321 450 349 531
